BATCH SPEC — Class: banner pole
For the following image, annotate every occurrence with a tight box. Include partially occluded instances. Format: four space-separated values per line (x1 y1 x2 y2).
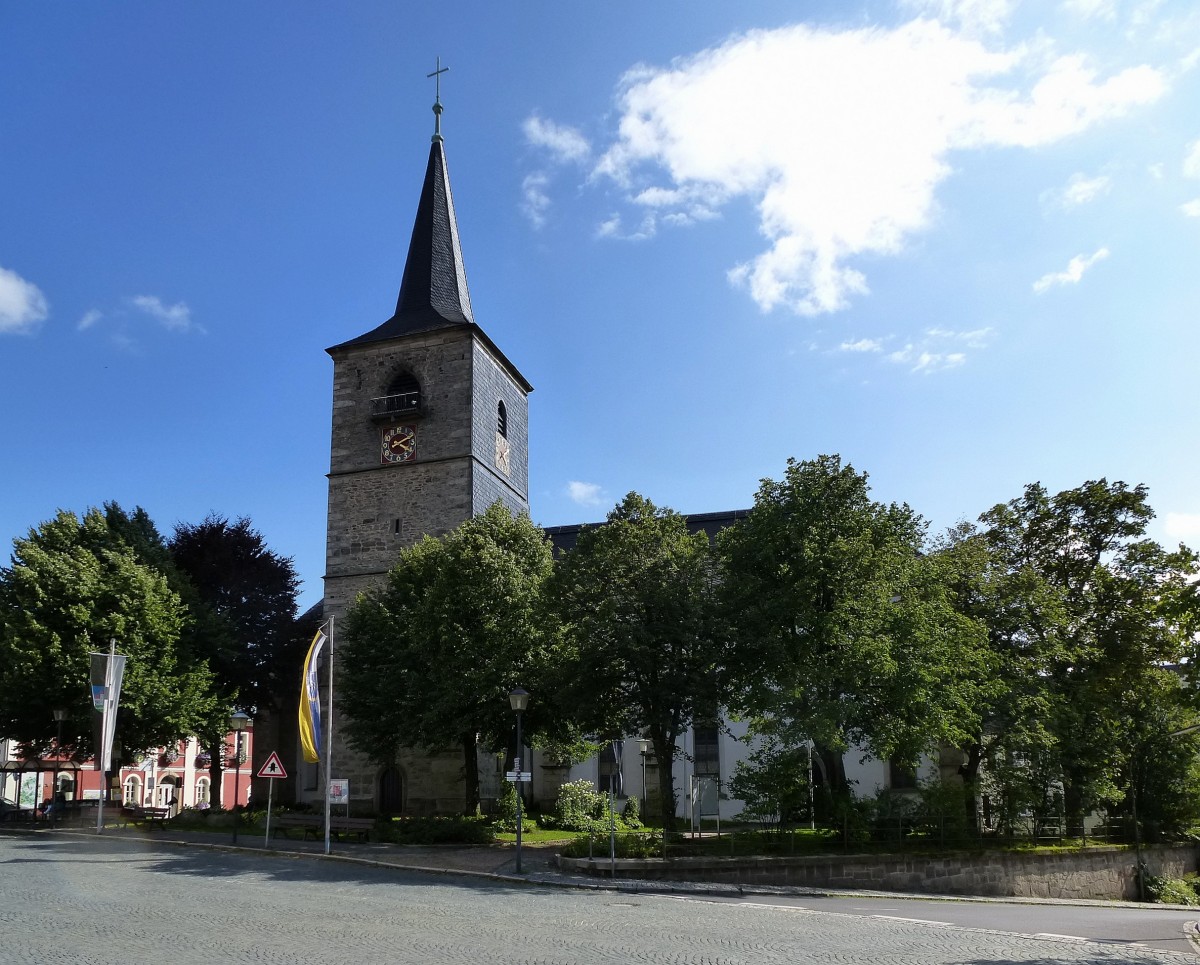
324 615 334 855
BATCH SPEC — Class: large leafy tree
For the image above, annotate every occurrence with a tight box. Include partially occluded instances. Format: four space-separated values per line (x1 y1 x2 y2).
961 479 1200 834
169 514 300 807
0 508 216 765
169 515 300 715
719 455 990 804
548 492 724 828
338 502 557 814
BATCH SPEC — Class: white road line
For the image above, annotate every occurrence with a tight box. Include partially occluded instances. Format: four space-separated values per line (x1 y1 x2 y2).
1032 933 1088 942
871 915 953 926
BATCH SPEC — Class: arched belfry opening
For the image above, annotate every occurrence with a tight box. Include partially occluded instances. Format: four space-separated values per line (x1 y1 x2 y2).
372 369 421 420
497 400 507 438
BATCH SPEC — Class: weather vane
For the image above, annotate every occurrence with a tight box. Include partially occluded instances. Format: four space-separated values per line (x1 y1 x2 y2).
428 57 449 142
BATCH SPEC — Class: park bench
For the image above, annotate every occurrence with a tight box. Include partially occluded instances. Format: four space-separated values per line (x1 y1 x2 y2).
272 813 324 840
51 800 99 827
121 806 172 830
328 816 374 842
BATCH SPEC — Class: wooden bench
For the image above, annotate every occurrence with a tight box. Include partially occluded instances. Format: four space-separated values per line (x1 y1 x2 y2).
272 813 324 840
122 806 172 829
328 816 374 842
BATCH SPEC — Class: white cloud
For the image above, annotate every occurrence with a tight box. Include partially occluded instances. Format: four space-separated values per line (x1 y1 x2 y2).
881 326 991 373
0 266 49 335
523 116 590 164
1184 138 1200 178
1061 0 1117 20
1182 198 1200 216
1148 161 1166 179
129 295 201 333
926 326 995 346
594 212 656 241
566 481 606 507
584 21 1165 317
77 309 102 331
889 344 968 373
839 338 884 352
1059 171 1112 206
522 172 551 229
1032 247 1110 292
1164 512 1200 544
901 0 1017 35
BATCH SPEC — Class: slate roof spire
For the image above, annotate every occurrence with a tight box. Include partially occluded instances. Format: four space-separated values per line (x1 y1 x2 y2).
332 72 475 347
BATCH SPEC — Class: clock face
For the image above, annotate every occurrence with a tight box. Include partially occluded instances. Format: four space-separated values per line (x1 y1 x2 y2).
381 425 417 464
495 434 511 475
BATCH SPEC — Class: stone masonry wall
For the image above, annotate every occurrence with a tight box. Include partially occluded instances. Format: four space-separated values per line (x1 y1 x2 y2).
315 325 530 814
561 845 1197 900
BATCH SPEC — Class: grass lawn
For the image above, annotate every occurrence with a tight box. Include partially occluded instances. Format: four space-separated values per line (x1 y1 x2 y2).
492 828 579 845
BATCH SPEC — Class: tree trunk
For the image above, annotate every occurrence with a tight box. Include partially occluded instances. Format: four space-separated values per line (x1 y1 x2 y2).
209 733 226 811
959 742 983 832
652 731 677 830
461 731 480 816
811 743 847 820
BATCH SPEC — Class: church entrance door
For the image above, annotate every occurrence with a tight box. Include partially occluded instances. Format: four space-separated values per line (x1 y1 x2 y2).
379 767 404 815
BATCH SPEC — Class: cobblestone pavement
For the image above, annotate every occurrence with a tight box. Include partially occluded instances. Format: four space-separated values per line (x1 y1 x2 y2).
3 831 1199 965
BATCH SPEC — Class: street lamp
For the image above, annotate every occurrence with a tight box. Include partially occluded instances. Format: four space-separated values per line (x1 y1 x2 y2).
52 708 67 753
636 737 650 816
229 711 250 844
51 708 67 812
508 687 529 874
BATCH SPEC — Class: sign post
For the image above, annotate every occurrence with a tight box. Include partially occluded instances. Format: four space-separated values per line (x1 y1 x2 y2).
256 752 288 847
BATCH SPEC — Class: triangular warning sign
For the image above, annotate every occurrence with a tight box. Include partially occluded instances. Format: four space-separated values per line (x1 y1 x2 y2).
256 751 288 779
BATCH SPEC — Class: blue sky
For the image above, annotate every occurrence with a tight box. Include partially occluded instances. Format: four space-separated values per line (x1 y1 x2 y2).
3 1 1198 612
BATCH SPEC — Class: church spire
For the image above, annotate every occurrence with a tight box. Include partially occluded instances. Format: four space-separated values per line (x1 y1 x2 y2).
332 65 474 348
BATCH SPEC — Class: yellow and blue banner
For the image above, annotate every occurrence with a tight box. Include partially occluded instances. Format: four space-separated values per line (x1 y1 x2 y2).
299 626 327 764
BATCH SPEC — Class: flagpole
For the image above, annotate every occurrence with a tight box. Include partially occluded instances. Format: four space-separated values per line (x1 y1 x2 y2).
323 614 334 855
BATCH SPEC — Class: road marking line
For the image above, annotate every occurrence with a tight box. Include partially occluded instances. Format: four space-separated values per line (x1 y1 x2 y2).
1032 933 1087 942
872 915 952 926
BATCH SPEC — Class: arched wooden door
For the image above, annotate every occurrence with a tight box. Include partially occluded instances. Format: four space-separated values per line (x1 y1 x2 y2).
379 767 404 815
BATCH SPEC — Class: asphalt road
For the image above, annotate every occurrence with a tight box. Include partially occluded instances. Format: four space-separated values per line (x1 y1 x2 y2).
2 833 1198 965
690 892 1200 958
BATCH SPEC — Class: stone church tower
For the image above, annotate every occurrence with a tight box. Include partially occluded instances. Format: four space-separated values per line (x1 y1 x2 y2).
312 102 532 813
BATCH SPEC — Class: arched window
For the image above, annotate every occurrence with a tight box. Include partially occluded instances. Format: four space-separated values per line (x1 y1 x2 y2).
371 369 421 418
497 400 508 438
123 775 143 806
195 777 211 807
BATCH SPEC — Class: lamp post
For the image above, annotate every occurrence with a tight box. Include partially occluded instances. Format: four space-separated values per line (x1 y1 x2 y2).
51 708 67 812
508 687 529 874
636 737 650 816
229 711 250 844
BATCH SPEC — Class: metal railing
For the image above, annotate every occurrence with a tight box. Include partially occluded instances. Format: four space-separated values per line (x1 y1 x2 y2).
371 392 420 417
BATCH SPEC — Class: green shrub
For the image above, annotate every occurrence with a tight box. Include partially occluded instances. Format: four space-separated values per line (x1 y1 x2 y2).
1144 873 1200 905
728 742 811 829
621 795 642 828
560 831 661 859
378 816 495 845
552 779 609 833
493 782 522 830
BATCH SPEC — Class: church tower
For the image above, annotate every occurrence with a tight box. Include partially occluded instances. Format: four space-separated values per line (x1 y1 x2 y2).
317 94 532 811
324 104 532 619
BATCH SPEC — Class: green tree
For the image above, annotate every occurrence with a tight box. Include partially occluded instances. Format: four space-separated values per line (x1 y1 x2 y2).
719 455 989 805
169 515 300 715
338 503 556 814
0 508 217 767
169 514 300 809
964 479 1200 834
548 492 724 829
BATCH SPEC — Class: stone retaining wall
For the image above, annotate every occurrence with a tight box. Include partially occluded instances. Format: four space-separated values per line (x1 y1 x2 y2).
560 844 1197 900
